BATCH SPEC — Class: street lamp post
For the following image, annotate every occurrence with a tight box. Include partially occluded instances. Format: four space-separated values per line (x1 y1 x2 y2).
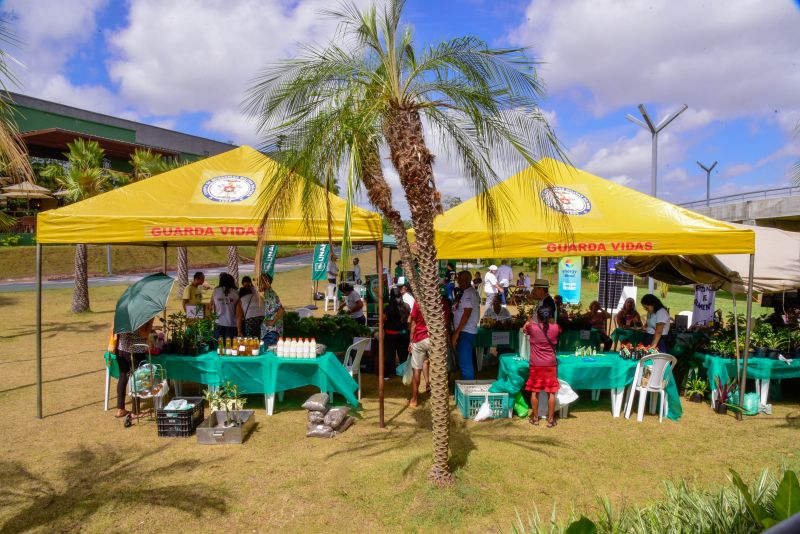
697 160 718 207
626 104 688 292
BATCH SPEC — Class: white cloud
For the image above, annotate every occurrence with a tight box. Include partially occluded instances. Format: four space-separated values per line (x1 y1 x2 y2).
107 0 370 142
722 163 753 180
511 0 800 121
3 0 117 110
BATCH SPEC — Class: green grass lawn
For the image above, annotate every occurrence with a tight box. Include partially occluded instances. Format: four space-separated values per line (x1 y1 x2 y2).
0 250 795 532
0 244 311 280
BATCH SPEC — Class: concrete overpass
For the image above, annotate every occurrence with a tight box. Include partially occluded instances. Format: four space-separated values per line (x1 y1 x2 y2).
681 186 800 231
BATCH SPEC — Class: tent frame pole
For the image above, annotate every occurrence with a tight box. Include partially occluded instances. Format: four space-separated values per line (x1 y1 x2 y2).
739 254 755 409
376 241 385 428
732 289 741 386
36 243 43 419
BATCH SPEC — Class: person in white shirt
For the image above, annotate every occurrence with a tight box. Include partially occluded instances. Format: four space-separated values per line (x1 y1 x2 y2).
211 272 243 339
641 293 670 352
453 271 480 380
483 265 500 310
397 277 416 309
483 297 512 322
339 283 366 325
327 253 339 284
352 258 362 284
496 260 513 305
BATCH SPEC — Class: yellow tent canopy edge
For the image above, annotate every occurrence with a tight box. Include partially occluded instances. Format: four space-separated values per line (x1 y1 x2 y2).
36 146 382 245
408 158 754 258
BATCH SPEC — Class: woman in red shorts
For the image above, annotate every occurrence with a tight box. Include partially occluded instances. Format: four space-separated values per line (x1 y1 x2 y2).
523 306 562 427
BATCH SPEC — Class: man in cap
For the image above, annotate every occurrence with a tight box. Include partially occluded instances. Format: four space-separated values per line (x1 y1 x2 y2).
533 278 556 320
483 264 500 310
327 252 339 285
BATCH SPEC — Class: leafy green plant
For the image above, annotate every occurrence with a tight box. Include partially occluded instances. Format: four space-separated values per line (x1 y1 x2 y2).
513 468 800 534
684 378 709 399
203 381 247 427
0 233 21 246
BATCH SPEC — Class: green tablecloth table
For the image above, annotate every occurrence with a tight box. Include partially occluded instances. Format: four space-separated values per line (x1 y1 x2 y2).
557 329 602 352
695 352 800 406
475 327 520 351
104 350 359 413
491 353 682 420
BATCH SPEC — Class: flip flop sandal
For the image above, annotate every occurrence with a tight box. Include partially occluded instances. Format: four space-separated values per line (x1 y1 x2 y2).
546 419 557 428
123 414 133 428
114 411 129 419
528 417 540 426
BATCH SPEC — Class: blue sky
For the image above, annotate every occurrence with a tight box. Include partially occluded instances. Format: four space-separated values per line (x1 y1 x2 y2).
3 0 799 212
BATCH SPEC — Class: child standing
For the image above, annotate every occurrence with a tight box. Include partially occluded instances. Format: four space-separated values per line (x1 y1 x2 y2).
523 306 562 427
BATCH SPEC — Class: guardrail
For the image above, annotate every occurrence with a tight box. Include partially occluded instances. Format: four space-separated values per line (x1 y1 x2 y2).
680 185 800 209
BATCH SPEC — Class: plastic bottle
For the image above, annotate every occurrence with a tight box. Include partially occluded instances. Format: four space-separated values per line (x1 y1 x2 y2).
277 338 284 357
218 337 224 356
226 337 233 355
310 338 317 358
302 338 310 358
289 338 297 358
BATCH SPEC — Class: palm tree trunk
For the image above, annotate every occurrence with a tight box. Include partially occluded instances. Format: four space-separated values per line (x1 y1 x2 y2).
72 244 90 313
384 109 452 486
227 246 239 285
176 247 189 297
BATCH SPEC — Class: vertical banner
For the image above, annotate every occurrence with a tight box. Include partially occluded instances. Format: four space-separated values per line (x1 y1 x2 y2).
558 256 582 304
311 244 330 281
261 245 278 278
693 284 715 326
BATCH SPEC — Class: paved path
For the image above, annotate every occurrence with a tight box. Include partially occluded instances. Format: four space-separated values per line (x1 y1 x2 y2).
0 247 357 293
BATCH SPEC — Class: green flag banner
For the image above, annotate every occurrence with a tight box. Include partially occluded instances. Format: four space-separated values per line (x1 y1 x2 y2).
261 245 278 277
312 244 330 281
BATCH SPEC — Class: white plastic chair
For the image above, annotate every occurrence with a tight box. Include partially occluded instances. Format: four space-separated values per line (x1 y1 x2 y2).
624 353 677 422
343 338 372 401
324 283 337 312
295 307 313 319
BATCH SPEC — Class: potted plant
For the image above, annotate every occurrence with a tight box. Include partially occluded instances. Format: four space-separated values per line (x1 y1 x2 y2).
713 377 737 414
684 378 709 403
197 382 255 445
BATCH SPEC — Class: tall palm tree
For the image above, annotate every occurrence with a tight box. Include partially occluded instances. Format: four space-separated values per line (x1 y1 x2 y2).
227 246 239 285
41 139 113 312
246 0 565 485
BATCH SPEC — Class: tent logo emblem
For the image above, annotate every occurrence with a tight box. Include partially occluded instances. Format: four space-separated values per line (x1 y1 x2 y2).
540 187 591 215
202 175 256 203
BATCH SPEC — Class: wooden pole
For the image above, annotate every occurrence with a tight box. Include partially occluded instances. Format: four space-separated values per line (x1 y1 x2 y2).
35 243 43 419
376 241 385 428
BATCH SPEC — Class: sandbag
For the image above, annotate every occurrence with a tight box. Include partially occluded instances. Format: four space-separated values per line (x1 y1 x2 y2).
306 423 335 438
334 416 354 434
324 406 350 429
742 392 759 416
302 393 329 412
307 410 326 424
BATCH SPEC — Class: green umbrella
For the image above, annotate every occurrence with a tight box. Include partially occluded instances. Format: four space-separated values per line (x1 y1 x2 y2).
114 273 175 334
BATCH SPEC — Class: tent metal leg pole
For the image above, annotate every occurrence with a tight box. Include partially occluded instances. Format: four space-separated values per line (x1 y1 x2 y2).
376 241 385 428
162 244 168 325
739 254 755 408
732 290 740 386
36 243 43 419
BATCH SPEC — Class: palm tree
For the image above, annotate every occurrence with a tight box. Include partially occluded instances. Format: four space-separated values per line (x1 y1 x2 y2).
246 0 565 485
41 139 113 312
227 246 239 285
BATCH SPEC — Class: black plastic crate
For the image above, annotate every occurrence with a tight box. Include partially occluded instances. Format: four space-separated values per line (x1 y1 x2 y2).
156 396 205 437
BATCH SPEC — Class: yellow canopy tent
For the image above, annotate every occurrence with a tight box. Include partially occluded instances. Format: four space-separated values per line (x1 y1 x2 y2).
32 146 389 423
413 158 754 258
37 145 382 245
410 157 758 410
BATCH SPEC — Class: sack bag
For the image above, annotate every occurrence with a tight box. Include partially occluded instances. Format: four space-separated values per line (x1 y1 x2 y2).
307 410 326 424
324 406 350 428
306 424 335 438
513 392 529 418
556 380 579 406
401 359 413 386
302 393 329 412
334 416 354 435
474 398 493 421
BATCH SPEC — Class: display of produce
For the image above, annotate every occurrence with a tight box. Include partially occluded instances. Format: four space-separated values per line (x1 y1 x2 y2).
619 342 658 360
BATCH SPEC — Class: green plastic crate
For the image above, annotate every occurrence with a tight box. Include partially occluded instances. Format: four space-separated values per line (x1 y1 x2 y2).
455 380 511 419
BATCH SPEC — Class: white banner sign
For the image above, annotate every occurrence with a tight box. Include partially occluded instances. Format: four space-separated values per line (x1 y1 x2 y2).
693 284 716 326
491 331 511 346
